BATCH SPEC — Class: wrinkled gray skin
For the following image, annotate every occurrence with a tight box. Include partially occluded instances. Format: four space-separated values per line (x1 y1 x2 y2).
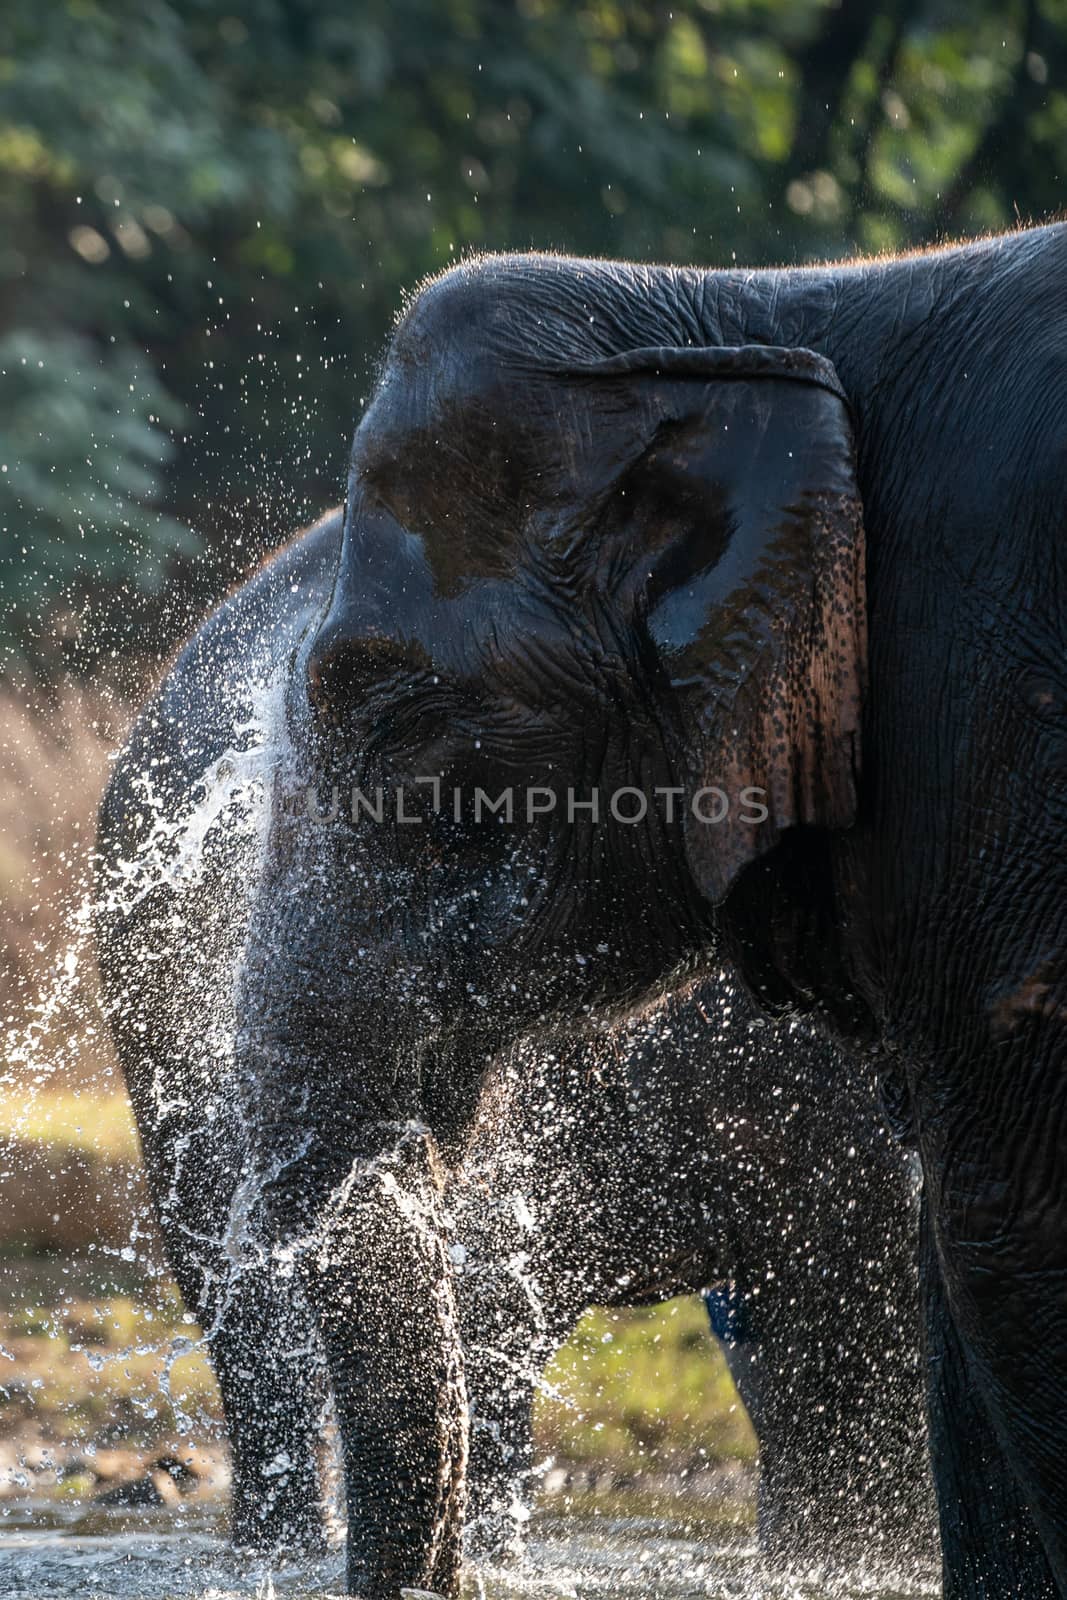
452 976 929 1567
98 224 1067 1598
95 664 929 1586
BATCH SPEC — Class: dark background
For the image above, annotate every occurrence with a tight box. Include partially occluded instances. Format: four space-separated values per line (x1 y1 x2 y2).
1 0 1063 671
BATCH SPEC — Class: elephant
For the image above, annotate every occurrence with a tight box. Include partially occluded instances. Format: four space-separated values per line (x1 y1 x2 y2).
95 625 928 1587
451 976 928 1568
95 220 1067 1598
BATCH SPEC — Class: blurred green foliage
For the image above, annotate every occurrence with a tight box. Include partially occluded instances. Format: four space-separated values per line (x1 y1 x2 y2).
0 0 1063 666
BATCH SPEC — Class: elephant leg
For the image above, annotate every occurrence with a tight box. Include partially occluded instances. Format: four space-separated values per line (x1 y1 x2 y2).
705 1284 765 1439
136 1102 327 1553
754 1279 929 1567
920 1194 1056 1599
261 1118 468 1600
463 1352 536 1560
207 1257 329 1553
750 1151 933 1568
921 1088 1067 1596
459 1248 554 1563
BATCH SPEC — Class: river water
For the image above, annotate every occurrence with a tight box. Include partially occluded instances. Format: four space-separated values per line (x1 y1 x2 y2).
0 1254 939 1600
0 1499 937 1600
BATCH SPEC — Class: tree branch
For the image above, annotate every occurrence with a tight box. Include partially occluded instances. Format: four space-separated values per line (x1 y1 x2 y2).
846 0 925 230
939 0 1041 225
784 0 882 185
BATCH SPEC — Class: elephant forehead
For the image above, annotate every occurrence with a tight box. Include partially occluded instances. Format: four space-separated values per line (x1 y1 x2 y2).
352 359 553 589
331 492 564 686
387 251 689 376
350 256 706 580
354 264 561 504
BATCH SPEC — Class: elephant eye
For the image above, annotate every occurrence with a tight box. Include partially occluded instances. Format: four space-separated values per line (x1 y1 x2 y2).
1019 673 1067 723
309 632 419 724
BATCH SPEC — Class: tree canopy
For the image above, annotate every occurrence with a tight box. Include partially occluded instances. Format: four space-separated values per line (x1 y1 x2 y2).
0 0 1062 666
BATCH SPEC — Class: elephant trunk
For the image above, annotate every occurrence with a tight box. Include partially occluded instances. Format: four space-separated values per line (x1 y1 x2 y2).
237 755 472 1593
268 1118 468 1599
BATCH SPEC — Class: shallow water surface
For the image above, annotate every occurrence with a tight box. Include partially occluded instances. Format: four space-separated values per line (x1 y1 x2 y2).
0 1498 937 1600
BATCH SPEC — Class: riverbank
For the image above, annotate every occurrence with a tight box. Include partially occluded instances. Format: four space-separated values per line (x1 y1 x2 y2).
0 1093 757 1523
0 1246 755 1515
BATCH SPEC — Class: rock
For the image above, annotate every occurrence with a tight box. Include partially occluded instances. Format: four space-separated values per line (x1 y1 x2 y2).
93 1475 166 1508
92 1452 200 1508
150 1453 200 1494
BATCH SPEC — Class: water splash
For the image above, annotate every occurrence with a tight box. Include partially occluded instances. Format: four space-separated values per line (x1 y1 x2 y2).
0 649 936 1597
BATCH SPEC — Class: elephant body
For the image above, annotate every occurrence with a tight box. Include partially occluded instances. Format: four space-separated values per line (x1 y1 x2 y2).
98 223 1067 1596
452 978 928 1566
95 512 344 1556
94 526 927 1572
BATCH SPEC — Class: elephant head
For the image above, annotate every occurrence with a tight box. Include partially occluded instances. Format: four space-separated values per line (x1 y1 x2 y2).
304 260 867 1010
240 256 872 1597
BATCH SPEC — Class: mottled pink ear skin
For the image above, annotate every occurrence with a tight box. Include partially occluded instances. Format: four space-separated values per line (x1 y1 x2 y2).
611 353 867 907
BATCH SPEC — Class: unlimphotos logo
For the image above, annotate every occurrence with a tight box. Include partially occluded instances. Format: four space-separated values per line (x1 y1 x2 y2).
301 780 770 827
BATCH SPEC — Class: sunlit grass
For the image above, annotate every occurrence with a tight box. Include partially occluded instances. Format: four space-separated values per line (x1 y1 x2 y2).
0 1091 139 1161
0 1284 750 1482
0 1091 755 1484
538 1297 756 1469
0 1290 220 1450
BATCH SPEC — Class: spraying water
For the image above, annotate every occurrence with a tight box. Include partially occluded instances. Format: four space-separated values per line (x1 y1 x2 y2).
0 531 934 1593
0 647 939 1598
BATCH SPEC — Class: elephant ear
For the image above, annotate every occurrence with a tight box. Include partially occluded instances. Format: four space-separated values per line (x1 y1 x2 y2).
572 344 866 906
